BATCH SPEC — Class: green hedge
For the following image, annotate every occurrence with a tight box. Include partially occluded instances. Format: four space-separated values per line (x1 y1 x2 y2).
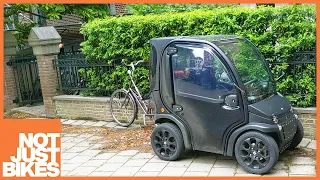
80 5 316 107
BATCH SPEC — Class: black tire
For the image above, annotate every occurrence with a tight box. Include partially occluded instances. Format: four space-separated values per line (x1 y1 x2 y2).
151 123 185 161
235 131 279 174
287 120 304 150
110 89 137 127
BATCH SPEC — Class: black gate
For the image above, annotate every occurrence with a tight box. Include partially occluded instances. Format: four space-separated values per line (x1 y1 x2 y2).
7 55 43 106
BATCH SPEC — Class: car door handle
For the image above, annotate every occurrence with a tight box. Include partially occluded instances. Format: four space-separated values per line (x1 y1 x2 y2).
222 105 240 110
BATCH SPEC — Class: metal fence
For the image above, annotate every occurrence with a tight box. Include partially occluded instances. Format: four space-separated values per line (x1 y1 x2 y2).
54 51 316 105
7 55 43 105
268 51 316 106
54 52 123 96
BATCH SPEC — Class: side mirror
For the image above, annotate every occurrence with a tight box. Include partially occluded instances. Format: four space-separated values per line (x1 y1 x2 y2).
225 94 238 108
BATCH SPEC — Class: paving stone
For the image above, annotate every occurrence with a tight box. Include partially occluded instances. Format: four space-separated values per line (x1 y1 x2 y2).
158 167 187 176
183 171 209 176
68 166 97 176
61 143 77 150
87 136 103 141
132 153 154 159
80 160 107 167
307 140 316 150
117 150 139 156
82 121 99 126
213 159 237 168
61 163 82 171
60 171 70 176
69 138 87 143
62 120 76 125
76 141 93 147
148 156 166 163
187 163 213 172
209 167 235 176
134 172 160 176
273 161 288 170
298 138 311 148
78 150 102 157
140 162 168 172
61 153 79 160
107 155 131 163
289 165 316 175
61 137 74 142
193 155 216 164
89 171 114 176
263 169 288 176
111 167 140 176
63 133 80 137
236 167 250 174
66 155 92 164
167 158 193 167
234 174 260 176
95 163 124 172
77 133 94 139
91 121 108 127
92 153 116 160
71 120 87 126
291 157 315 165
123 159 149 167
65 146 89 153
289 174 316 177
89 144 104 149
104 122 118 128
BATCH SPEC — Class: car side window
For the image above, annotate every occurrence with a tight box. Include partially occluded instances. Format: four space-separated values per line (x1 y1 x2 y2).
172 44 234 101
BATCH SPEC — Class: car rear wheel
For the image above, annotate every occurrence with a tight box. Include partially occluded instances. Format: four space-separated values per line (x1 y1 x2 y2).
151 123 184 161
235 131 279 174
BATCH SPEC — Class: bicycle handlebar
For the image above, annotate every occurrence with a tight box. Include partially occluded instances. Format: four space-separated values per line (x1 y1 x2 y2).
121 59 145 71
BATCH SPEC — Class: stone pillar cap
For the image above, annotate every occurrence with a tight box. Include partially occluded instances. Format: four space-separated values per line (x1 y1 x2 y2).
4 31 18 48
28 26 61 46
28 26 61 56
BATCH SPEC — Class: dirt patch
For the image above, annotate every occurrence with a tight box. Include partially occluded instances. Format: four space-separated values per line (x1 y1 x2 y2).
62 124 154 152
4 111 40 119
282 148 316 158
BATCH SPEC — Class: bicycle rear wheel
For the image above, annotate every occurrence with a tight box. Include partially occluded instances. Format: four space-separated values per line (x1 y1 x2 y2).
110 89 137 127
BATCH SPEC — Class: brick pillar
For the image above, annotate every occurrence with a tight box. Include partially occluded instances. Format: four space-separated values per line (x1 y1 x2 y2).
4 31 18 112
28 26 61 116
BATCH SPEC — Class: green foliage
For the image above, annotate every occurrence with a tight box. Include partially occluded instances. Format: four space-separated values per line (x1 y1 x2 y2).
81 5 316 107
125 4 239 15
4 4 110 47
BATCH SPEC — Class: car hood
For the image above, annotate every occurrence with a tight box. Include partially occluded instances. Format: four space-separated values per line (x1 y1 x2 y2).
248 93 291 119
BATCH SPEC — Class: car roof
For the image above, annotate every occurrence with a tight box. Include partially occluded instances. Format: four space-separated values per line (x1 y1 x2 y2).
150 35 244 44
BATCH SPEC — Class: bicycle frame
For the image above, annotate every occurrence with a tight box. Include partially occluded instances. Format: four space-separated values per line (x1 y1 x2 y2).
127 70 149 115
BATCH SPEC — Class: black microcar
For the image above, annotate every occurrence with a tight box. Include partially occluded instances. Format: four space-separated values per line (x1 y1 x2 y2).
148 35 304 174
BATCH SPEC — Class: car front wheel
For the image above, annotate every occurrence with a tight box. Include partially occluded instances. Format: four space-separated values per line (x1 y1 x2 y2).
235 131 279 174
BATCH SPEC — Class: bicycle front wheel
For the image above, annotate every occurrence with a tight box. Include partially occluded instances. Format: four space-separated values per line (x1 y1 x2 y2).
110 89 137 127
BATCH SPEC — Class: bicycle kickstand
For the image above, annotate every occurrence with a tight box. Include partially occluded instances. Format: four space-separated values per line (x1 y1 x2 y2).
142 114 147 126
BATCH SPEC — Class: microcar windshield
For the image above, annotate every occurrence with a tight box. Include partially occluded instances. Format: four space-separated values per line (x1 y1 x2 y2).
215 38 276 104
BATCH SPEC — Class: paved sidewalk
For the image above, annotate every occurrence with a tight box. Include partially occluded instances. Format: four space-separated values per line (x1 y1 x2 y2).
60 119 316 177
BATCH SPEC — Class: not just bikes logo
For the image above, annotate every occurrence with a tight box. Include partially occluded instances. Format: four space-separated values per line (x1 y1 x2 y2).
2 133 60 177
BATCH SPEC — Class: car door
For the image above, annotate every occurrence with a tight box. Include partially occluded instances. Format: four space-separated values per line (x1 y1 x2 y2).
167 42 245 154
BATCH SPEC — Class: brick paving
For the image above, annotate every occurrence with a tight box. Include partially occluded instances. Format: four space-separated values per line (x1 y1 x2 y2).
60 119 317 177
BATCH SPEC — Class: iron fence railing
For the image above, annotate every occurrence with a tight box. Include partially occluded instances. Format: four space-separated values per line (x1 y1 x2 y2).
54 51 316 106
268 51 316 106
7 55 43 105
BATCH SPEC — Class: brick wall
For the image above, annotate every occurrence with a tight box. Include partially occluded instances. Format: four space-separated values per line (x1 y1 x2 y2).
53 95 316 139
53 95 149 125
294 107 316 140
114 4 129 15
4 56 18 111
37 55 59 116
